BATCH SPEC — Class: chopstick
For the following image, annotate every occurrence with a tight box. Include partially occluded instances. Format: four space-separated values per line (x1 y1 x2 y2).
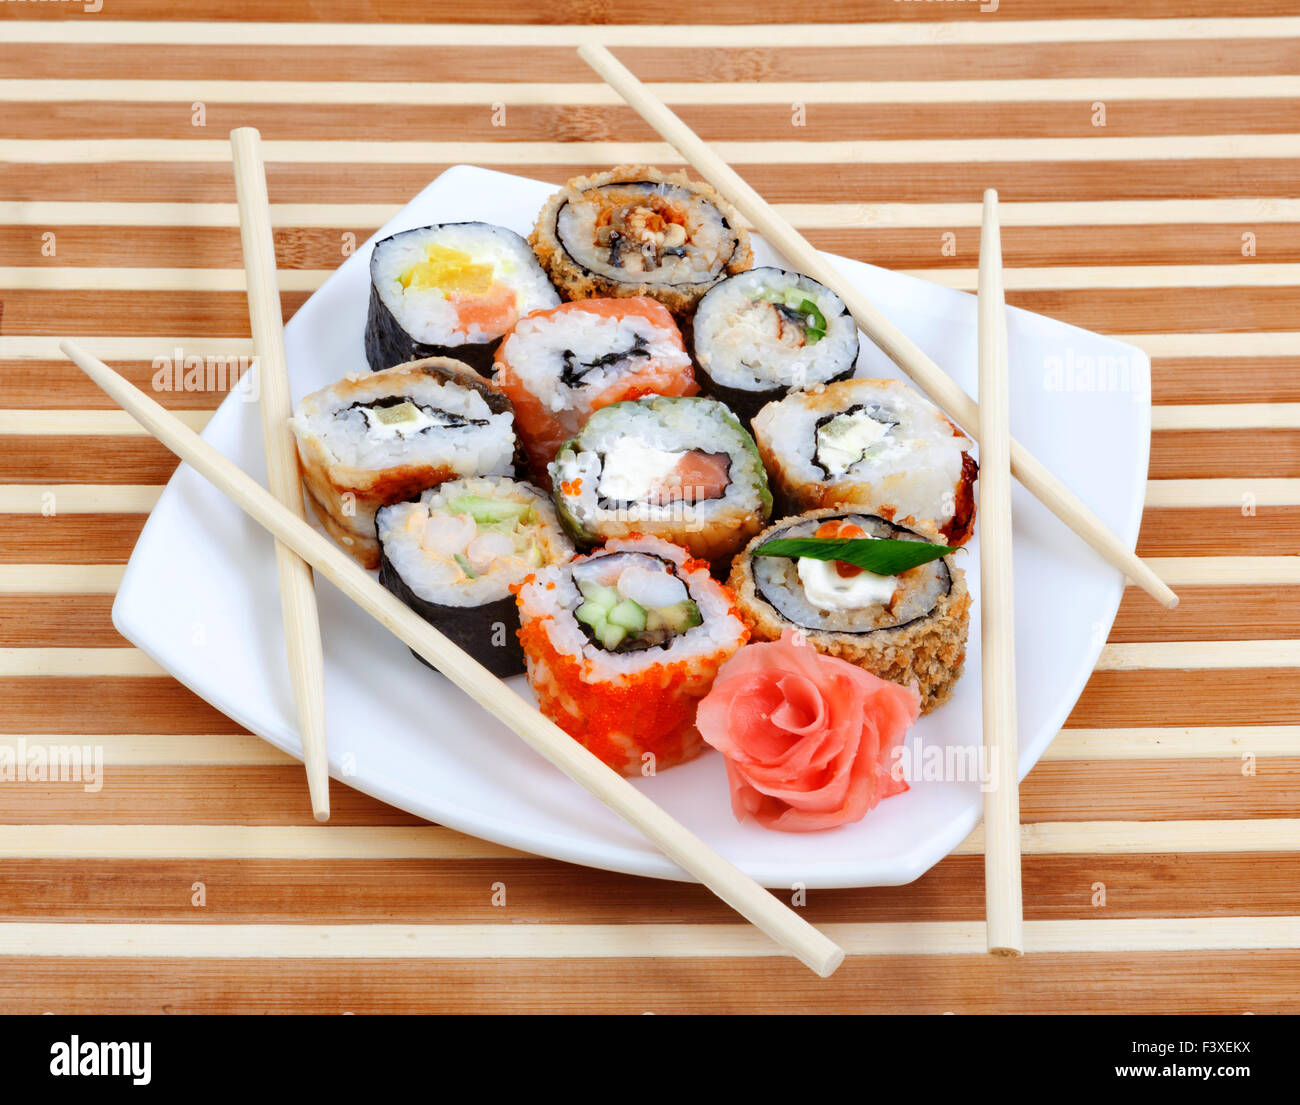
978 191 1024 957
59 340 846 980
229 127 331 822
577 43 1179 612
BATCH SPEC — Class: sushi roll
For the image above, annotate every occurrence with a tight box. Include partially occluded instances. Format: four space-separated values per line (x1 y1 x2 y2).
365 222 560 375
290 357 520 569
493 296 697 486
549 395 773 566
515 535 749 775
753 377 979 546
689 267 859 427
529 165 752 315
728 510 970 713
376 477 574 677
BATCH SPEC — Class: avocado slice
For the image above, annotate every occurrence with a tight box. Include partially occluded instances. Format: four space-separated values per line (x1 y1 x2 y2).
446 494 532 526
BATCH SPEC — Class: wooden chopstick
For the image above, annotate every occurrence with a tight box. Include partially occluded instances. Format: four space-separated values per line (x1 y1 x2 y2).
978 190 1024 957
59 340 846 980
577 43 1178 612
229 127 331 822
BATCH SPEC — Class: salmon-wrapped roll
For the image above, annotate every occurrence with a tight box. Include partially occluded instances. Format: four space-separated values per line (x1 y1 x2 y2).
493 297 696 486
515 535 748 775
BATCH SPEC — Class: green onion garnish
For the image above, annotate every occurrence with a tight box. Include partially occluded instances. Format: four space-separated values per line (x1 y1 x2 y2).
798 298 828 343
753 536 957 575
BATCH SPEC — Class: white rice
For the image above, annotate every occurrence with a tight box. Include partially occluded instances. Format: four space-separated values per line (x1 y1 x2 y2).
292 371 516 475
497 305 689 412
518 535 746 679
754 378 971 531
371 223 559 345
692 268 859 392
549 397 764 527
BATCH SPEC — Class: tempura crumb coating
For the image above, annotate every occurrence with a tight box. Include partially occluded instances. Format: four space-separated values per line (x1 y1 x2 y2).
529 165 753 316
726 511 971 714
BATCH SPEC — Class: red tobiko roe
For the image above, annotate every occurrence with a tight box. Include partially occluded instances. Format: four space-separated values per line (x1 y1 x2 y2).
696 629 921 832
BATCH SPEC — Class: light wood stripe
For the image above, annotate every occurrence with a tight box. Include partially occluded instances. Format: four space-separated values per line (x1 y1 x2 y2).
1096 640 1300 671
8 264 1294 293
1146 478 1300 508
9 333 1288 361
0 917 1297 959
5 136 1298 165
7 76 1299 105
1046 726 1300 760
2 557 1284 597
1 820 1296 861
5 198 1297 228
0 564 124 593
0 485 163 513
1128 556 1300 586
6 18 1299 47
0 648 166 677
6 725 1294 767
16 640 1289 676
0 410 213 435
1152 404 1300 430
6 480 1292 515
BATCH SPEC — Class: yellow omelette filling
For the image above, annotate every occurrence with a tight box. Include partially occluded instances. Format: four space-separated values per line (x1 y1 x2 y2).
398 244 495 296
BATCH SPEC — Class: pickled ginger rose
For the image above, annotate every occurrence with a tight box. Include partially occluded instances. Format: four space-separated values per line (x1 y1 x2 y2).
696 630 920 832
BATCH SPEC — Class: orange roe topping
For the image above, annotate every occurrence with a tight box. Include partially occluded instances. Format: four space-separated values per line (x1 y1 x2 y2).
815 520 868 578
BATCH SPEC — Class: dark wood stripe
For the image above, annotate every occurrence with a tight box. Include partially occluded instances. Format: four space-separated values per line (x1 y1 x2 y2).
1 953 1294 1014
6 40 1299 83
0 677 242 734
6 285 1292 335
7 853 1300 923
1152 358 1300 404
0 757 1294 824
5 99 1297 142
1111 585 1300 643
4 159 1297 204
0 361 247 411
0 515 145 564
1069 669 1300 727
1148 429 1300 480
6 224 1300 271
1136 507 1300 557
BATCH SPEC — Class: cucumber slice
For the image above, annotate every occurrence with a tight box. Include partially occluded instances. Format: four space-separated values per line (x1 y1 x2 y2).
453 553 477 579
574 601 606 629
576 580 620 610
598 623 627 650
446 494 530 525
608 598 648 631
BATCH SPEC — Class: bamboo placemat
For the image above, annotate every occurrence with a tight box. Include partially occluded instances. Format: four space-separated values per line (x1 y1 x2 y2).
2 4 1298 1013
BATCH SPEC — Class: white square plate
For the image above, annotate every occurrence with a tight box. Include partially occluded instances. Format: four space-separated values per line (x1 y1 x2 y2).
113 166 1149 887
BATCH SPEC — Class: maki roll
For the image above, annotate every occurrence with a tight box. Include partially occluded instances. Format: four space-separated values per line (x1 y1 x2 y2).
493 296 697 486
549 395 773 566
530 165 752 315
376 477 573 677
290 357 519 569
515 535 749 775
365 222 560 375
728 510 970 713
753 377 979 546
689 267 859 427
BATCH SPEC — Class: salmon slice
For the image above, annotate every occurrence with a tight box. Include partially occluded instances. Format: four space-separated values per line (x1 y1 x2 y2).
654 450 732 504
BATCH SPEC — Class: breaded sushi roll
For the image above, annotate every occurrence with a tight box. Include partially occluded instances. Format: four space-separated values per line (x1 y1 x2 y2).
365 222 560 375
753 377 978 546
376 477 573 677
530 165 752 315
729 510 970 713
291 357 520 568
515 535 749 775
548 395 773 566
689 267 859 427
493 296 697 486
